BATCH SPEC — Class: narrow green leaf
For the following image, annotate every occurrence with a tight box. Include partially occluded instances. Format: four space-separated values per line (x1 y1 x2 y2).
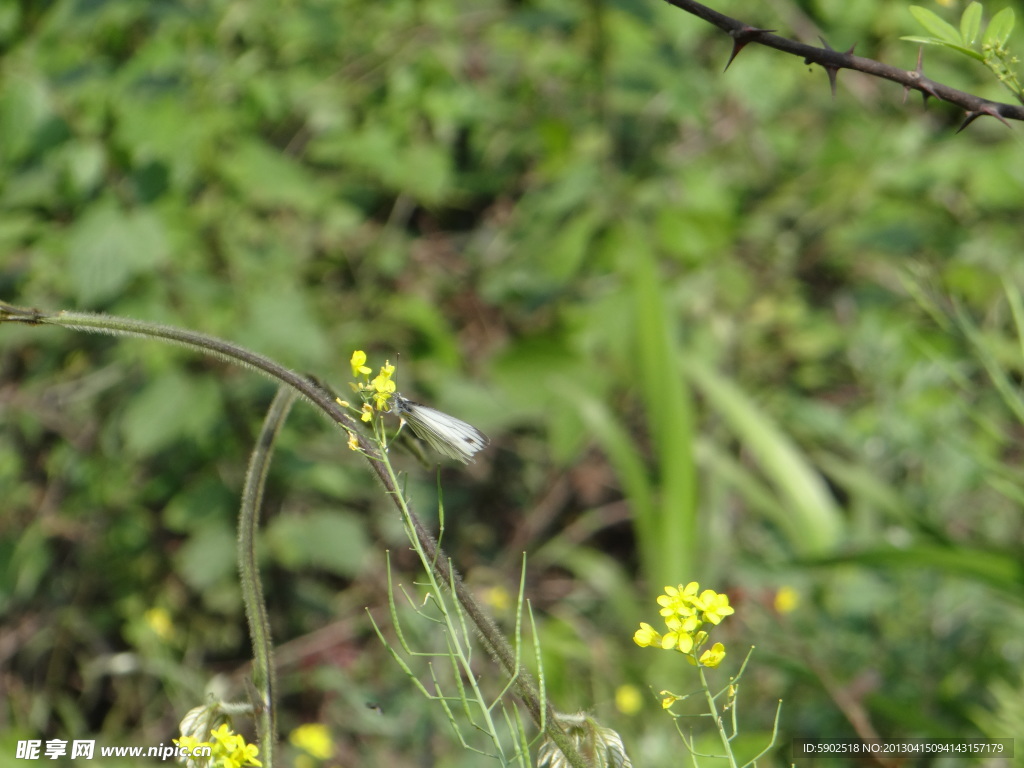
900 35 947 45
686 361 843 556
833 546 1024 599
626 224 697 581
960 2 982 46
900 35 986 60
983 7 1016 48
910 5 964 44
935 41 987 60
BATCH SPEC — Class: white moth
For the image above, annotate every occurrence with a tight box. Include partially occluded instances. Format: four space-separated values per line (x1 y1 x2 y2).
388 393 489 464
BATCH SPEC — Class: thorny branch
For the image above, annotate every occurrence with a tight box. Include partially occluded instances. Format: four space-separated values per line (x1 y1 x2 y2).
663 0 1024 132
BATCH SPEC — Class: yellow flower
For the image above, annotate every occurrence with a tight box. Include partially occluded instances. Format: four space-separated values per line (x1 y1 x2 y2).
660 630 694 653
636 581 735 662
144 607 174 640
360 404 374 423
173 735 209 755
701 591 734 625
659 691 681 709
229 742 262 768
203 724 262 767
699 642 727 668
482 585 512 613
370 363 397 410
290 723 333 760
210 724 238 748
347 432 359 451
657 582 700 617
774 586 799 614
615 685 643 715
665 614 701 634
350 350 371 377
633 622 662 648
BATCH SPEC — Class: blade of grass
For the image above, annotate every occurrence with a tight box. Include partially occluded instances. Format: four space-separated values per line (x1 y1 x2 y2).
687 360 843 555
624 221 698 586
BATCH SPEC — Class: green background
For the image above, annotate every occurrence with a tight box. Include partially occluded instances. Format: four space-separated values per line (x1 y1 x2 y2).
2 0 1023 765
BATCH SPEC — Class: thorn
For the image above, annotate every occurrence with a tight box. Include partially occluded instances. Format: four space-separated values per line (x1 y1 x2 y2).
957 112 984 133
918 82 941 104
817 36 854 54
904 48 940 105
815 37 855 99
956 104 1012 133
823 65 840 98
724 25 775 71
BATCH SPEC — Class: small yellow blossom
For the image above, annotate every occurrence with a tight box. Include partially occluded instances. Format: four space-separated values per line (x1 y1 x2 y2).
360 404 374 423
660 630 694 653
371 373 394 394
699 642 727 668
144 607 174 640
657 582 699 618
633 622 662 648
207 724 261 768
174 735 208 756
659 691 682 709
702 591 734 625
290 723 333 760
210 725 235 745
615 684 643 715
774 586 799 614
347 432 359 451
370 363 397 410
665 614 701 634
350 350 372 377
482 585 512 613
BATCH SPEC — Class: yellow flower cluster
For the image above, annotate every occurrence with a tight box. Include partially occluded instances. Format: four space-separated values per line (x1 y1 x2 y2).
349 350 396 416
175 724 261 768
633 582 733 668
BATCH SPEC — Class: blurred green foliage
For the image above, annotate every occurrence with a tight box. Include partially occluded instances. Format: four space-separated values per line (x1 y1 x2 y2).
2 0 1024 764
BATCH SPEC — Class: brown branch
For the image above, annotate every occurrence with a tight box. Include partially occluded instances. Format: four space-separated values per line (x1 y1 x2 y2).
663 0 1023 131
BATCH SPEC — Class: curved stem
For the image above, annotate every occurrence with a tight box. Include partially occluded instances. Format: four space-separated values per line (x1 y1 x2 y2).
239 386 298 767
0 302 586 767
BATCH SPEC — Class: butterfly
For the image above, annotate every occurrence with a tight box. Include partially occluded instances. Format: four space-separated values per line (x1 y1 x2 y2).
388 393 489 464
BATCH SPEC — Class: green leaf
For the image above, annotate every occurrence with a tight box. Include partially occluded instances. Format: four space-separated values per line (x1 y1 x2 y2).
218 139 326 213
983 6 1016 48
910 5 963 45
120 373 223 457
175 524 237 591
0 74 54 162
67 202 170 305
899 35 986 61
267 510 369 577
960 2 982 46
686 360 844 556
833 546 1024 598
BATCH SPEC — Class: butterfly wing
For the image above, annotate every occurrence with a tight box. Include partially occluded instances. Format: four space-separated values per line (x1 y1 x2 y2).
394 396 489 464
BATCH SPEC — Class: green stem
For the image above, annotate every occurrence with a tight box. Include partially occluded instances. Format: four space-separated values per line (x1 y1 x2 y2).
379 455 586 768
699 665 738 768
238 386 298 767
0 302 587 768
